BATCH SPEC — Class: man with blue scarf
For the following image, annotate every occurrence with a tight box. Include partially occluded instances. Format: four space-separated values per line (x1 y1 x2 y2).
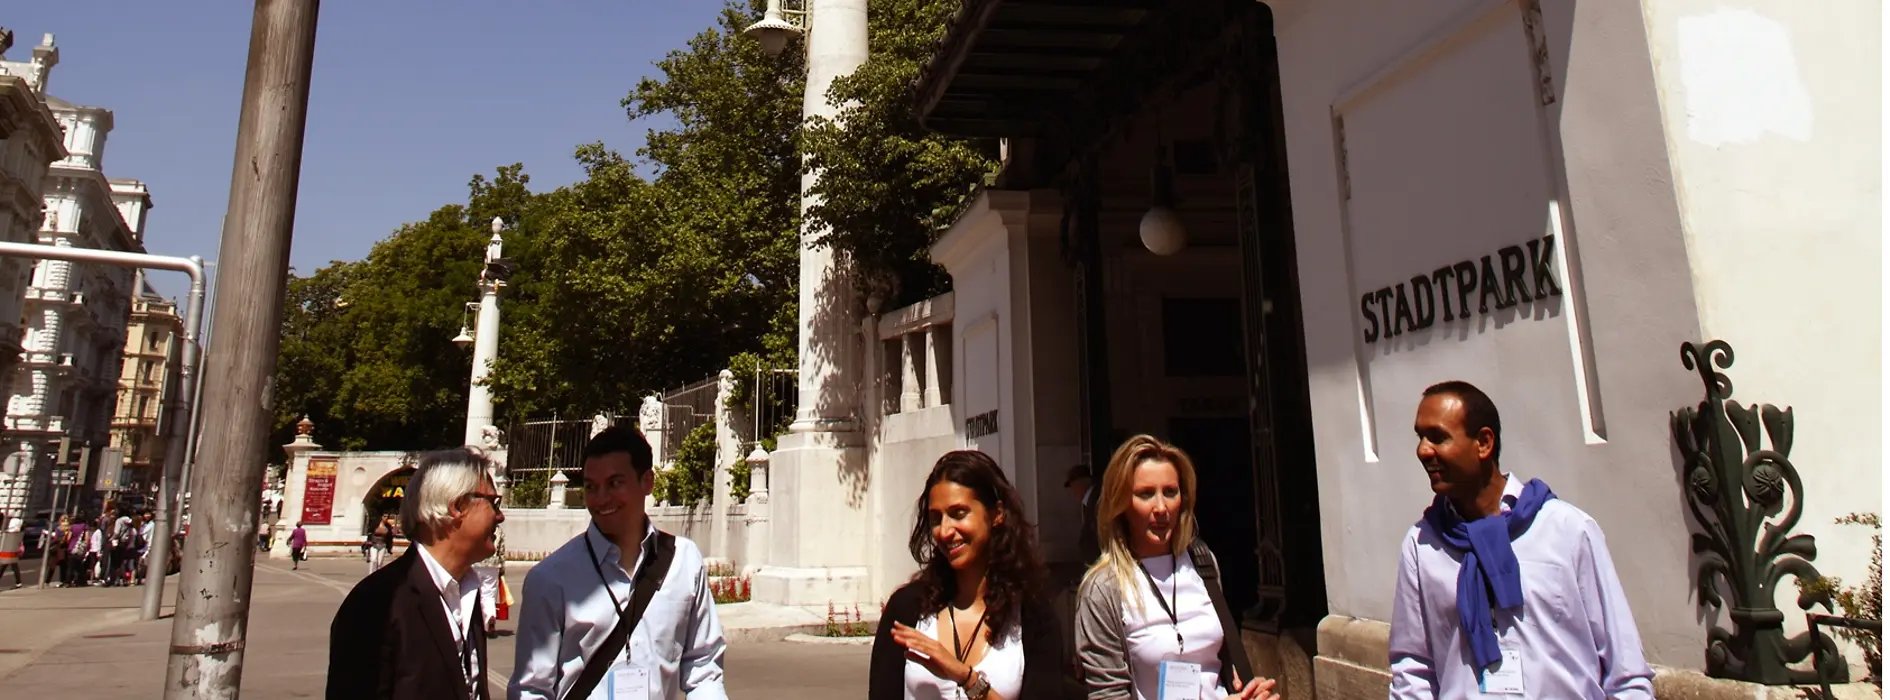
1388 381 1653 698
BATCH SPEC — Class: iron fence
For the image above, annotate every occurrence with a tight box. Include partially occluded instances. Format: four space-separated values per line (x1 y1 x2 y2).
503 415 623 508
736 368 799 450
499 368 799 508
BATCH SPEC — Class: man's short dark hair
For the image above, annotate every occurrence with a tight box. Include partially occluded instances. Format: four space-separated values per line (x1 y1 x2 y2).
1423 380 1502 462
583 424 655 474
1063 464 1090 487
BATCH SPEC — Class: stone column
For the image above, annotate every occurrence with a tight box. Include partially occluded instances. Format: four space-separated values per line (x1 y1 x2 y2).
463 218 506 447
756 0 874 608
709 370 737 563
925 327 945 408
270 418 322 560
899 333 922 413
546 472 568 511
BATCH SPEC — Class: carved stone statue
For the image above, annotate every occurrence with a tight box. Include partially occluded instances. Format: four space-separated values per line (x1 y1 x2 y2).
590 413 612 438
638 396 663 432
478 424 504 451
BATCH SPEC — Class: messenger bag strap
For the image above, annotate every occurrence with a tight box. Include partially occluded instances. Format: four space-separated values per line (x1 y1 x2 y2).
565 531 677 700
1189 539 1254 691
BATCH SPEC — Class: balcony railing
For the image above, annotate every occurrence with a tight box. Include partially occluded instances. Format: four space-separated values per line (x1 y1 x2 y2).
876 292 953 416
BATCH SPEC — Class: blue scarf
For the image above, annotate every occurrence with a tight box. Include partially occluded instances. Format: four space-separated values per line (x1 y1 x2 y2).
1421 478 1556 671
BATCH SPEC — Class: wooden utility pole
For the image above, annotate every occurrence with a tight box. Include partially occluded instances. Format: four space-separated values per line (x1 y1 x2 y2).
163 1 319 697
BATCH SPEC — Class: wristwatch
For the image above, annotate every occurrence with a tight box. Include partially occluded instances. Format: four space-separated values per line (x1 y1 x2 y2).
962 669 991 700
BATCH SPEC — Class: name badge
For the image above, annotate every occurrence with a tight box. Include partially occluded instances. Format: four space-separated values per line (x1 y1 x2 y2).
1478 648 1525 695
609 665 651 700
1159 660 1202 700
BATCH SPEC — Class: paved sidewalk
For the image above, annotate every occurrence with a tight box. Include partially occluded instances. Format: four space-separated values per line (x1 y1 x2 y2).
0 555 869 698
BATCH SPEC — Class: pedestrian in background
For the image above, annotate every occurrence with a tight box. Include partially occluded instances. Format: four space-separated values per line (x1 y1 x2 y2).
0 510 23 589
289 522 309 570
366 514 395 574
61 516 87 586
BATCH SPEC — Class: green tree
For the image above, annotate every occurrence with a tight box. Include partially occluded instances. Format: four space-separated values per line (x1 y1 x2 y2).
272 261 362 454
271 166 541 453
801 0 999 307
487 0 804 418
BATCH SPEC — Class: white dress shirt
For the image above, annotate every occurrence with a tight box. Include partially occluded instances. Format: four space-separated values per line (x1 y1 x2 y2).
1388 474 1656 699
509 521 728 699
1120 553 1227 700
903 614 1025 700
416 543 484 698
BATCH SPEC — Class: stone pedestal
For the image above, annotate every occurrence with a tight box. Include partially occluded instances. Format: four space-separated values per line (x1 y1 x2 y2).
754 429 870 606
270 418 322 560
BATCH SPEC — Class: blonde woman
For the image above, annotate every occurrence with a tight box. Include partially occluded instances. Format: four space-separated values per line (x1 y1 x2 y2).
1074 435 1278 700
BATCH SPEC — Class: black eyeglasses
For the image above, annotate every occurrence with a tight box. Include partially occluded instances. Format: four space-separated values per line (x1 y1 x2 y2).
465 493 502 509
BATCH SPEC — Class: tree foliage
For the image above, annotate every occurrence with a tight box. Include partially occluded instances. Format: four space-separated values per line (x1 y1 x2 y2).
485 0 804 419
274 0 807 450
802 0 999 307
271 168 533 457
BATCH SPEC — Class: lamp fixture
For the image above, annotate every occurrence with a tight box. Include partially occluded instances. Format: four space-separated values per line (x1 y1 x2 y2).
453 301 477 348
1139 143 1188 256
743 0 806 57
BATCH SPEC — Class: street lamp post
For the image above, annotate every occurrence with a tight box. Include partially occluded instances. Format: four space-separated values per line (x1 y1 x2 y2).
462 217 509 448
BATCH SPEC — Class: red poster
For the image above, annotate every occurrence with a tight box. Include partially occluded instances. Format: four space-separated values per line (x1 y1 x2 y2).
301 458 338 525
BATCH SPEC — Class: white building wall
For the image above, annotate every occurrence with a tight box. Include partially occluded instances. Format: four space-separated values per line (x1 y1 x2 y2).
1269 0 1716 672
1642 0 1882 666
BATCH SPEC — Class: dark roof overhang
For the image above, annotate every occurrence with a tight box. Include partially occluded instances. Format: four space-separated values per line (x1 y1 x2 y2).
915 0 1160 137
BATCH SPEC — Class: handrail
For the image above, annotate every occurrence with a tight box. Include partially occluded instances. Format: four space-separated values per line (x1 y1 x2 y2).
1806 612 1881 698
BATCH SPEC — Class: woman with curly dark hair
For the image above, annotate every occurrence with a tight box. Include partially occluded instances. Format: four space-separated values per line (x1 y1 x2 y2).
870 450 1069 700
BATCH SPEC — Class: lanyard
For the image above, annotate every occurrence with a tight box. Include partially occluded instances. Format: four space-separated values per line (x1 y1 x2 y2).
584 532 654 650
1138 555 1184 653
436 579 475 697
948 605 990 667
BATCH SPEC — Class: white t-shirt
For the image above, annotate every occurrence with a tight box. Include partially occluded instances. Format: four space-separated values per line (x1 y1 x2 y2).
1121 554 1227 700
904 612 1025 700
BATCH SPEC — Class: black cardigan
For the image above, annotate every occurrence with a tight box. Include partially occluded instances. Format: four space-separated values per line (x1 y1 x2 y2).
869 581 1071 700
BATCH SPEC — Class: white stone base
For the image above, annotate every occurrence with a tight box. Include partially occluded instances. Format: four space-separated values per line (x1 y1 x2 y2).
753 565 872 608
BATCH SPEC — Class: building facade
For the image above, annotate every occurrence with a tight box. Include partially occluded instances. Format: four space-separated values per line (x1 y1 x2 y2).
0 30 68 516
891 0 1878 696
110 271 182 497
0 33 151 515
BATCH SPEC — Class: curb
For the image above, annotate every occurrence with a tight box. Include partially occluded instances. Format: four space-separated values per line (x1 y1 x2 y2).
724 622 833 644
784 632 874 646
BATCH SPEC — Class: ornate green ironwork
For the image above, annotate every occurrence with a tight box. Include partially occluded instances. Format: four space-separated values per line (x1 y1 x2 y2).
1671 340 1847 684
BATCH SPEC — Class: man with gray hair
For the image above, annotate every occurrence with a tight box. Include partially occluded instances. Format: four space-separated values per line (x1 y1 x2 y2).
329 447 507 700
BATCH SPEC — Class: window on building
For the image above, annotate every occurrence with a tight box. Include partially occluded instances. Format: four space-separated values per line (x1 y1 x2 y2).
137 395 150 419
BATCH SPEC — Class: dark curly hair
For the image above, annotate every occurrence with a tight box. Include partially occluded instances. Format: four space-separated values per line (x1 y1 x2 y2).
905 450 1046 641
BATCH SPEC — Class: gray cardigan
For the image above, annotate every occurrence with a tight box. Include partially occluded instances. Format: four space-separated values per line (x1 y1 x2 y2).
1072 545 1245 699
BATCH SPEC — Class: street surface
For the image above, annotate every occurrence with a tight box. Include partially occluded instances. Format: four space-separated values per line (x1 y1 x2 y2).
0 554 868 698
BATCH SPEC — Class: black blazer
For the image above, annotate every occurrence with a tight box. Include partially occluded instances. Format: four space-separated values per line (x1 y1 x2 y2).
870 581 1072 699
327 547 489 700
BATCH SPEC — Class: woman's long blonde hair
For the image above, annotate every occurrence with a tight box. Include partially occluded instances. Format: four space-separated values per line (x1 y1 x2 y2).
1082 434 1201 614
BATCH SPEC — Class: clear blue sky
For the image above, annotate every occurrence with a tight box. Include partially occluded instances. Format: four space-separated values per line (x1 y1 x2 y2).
5 2 725 300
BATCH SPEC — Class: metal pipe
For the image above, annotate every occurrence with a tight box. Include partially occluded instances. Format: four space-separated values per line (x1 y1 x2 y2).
0 242 205 619
177 259 215 522
141 258 204 620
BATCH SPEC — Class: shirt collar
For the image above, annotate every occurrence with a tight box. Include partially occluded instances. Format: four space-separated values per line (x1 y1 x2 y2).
1449 472 1522 520
585 519 657 573
414 542 478 595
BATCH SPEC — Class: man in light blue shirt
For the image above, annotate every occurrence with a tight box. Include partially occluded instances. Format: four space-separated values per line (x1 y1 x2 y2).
509 425 728 699
1389 381 1654 699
